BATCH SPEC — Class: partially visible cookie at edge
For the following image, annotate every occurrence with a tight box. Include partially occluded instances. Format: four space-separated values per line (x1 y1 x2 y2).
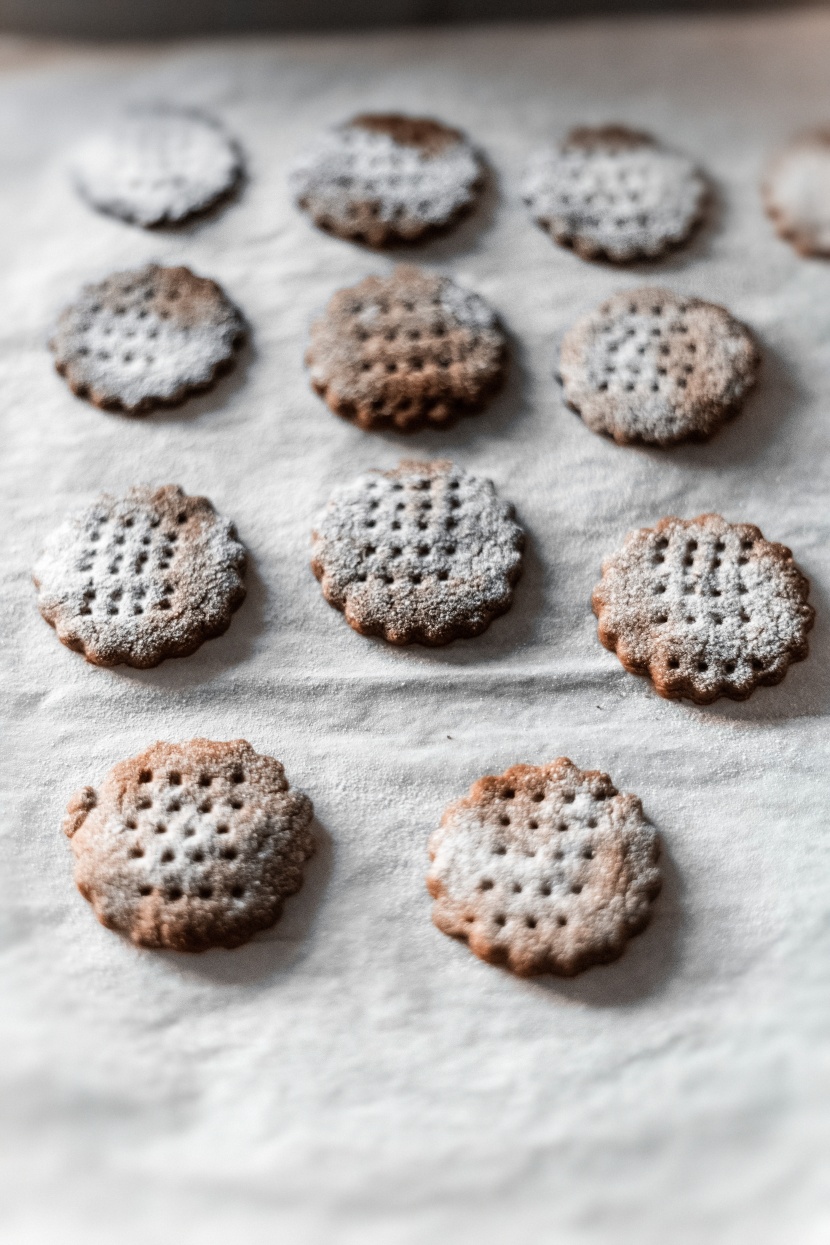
311 459 524 645
522 125 707 262
33 484 246 668
51 263 245 413
592 514 814 703
560 287 759 445
69 105 244 228
763 129 830 256
427 757 661 976
290 113 484 246
307 265 506 431
64 739 314 952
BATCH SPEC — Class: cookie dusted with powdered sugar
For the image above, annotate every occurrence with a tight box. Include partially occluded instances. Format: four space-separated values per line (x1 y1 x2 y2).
427 758 661 977
34 485 246 668
593 514 814 703
560 287 759 445
307 266 506 431
64 740 314 952
69 106 243 228
522 125 707 262
51 264 245 414
763 129 830 256
311 459 524 645
290 113 484 246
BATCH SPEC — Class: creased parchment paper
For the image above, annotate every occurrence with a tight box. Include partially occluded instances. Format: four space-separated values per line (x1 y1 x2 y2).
1 13 829 1243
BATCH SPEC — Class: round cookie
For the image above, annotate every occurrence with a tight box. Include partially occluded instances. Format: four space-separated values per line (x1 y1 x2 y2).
69 106 243 228
763 129 830 256
522 125 707 262
306 266 506 432
33 484 246 668
592 514 815 704
427 758 661 977
50 263 245 413
290 113 483 246
560 287 759 446
311 459 524 645
64 739 314 952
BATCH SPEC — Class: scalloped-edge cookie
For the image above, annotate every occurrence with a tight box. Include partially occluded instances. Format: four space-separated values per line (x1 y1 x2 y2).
427 758 661 976
592 514 814 702
69 105 243 228
51 263 245 414
64 739 314 952
307 265 506 431
34 484 246 668
560 287 759 445
290 113 483 246
522 125 707 262
311 459 524 645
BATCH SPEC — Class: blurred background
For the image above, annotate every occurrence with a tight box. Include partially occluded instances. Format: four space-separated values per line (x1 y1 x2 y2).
0 0 811 39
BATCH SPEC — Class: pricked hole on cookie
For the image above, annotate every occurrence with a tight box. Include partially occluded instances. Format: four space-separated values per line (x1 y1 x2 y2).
154 823 167 835
161 849 175 863
168 887 183 901
583 846 595 860
492 843 507 856
437 569 449 581
479 878 494 890
654 584 667 595
168 772 181 786
494 914 506 927
539 882 552 897
231 886 245 899
751 657 764 671
216 823 230 835
499 815 510 827
138 885 152 897
183 827 196 838
221 847 238 861
444 544 456 555
557 915 568 926
667 657 680 669
229 798 243 810
125 818 137 830
138 769 152 783
231 770 244 784
725 661 736 675
129 846 144 859
198 774 212 788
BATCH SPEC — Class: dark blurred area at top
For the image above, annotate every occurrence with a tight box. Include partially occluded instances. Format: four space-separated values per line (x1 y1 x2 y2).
0 0 813 41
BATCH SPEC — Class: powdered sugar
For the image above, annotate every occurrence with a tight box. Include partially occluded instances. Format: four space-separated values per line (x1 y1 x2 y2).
50 263 245 413
560 287 759 445
290 117 482 243
593 514 815 702
437 277 496 331
33 484 247 668
69 105 243 228
522 127 706 261
427 758 661 977
311 459 524 644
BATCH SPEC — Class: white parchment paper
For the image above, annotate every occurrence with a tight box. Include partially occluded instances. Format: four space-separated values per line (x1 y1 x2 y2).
1 14 829 1243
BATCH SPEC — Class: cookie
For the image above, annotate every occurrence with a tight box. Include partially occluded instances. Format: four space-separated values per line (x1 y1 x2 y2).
290 113 483 246
592 514 815 703
763 129 830 256
427 758 660 977
64 739 314 952
306 266 506 431
522 125 707 262
559 287 759 445
69 105 243 228
311 459 524 645
33 484 246 668
50 263 245 413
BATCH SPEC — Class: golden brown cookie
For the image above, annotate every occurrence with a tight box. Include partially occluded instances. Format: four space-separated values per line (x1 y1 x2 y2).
560 287 759 445
592 514 815 703
427 758 661 977
33 485 246 668
50 263 245 413
307 266 506 431
290 113 484 246
522 125 707 262
763 129 830 256
311 459 524 645
64 739 314 952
